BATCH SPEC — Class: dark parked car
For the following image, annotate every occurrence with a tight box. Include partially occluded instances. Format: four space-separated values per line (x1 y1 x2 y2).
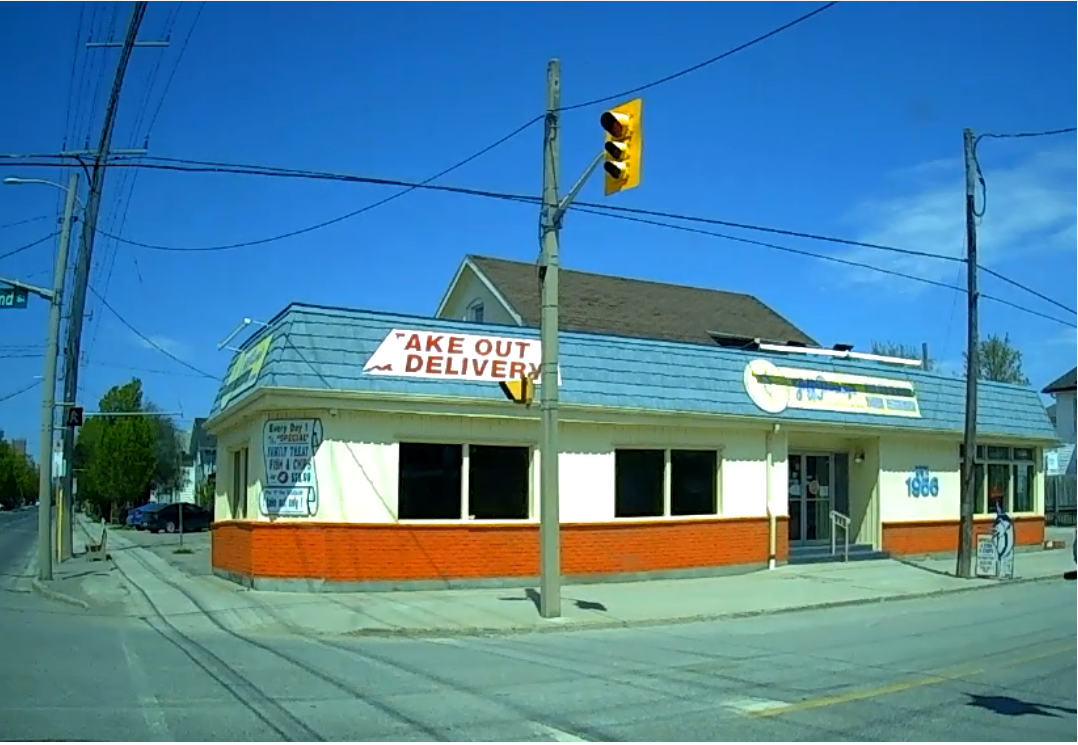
126 503 160 529
144 503 212 534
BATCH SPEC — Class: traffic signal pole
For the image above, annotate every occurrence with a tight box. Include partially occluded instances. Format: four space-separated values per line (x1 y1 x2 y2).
535 60 644 619
538 58 563 619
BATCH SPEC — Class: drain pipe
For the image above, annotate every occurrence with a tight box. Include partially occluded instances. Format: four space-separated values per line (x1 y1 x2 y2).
767 423 779 570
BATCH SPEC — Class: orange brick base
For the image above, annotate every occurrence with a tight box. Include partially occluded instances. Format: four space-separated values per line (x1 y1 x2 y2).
882 516 1045 556
211 516 789 590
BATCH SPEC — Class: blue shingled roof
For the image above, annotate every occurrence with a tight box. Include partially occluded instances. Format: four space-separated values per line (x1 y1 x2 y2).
210 303 1057 442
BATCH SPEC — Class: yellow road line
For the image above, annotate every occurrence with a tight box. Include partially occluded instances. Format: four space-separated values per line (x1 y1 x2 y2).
750 641 1077 718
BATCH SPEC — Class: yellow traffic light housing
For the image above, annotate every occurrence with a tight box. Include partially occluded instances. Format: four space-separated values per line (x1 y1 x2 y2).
601 97 643 196
499 375 535 406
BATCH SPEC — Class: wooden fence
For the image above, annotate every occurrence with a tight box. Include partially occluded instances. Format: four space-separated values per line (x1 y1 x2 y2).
1045 474 1077 526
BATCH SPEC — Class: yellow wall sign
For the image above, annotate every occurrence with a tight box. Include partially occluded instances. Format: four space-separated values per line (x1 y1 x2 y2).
743 359 921 419
218 334 274 409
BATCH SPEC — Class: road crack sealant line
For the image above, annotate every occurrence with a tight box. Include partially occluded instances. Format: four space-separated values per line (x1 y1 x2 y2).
106 549 325 743
293 632 610 743
114 548 449 743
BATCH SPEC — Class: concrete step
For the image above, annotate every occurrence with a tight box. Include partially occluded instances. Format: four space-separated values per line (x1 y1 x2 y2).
788 543 891 565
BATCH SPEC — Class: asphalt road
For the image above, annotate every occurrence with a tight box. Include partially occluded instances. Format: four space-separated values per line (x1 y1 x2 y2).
0 505 37 586
0 519 1074 741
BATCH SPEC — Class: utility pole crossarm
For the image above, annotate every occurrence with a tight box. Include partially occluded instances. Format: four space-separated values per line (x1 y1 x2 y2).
0 275 54 301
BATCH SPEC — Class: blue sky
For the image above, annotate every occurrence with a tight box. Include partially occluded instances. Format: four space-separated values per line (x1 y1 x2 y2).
1 2 1075 453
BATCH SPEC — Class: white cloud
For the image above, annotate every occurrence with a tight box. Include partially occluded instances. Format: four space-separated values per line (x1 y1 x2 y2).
838 143 1077 294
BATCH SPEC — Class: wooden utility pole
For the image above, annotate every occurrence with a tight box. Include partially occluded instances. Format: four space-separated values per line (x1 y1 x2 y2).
538 59 562 619
956 128 979 579
59 1 151 558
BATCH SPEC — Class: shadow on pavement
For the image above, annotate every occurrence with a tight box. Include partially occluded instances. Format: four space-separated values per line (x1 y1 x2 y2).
499 587 610 613
891 557 957 578
965 693 1077 718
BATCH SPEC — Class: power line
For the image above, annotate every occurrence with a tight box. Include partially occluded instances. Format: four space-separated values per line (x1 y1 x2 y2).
0 232 60 263
86 283 221 381
7 6 840 257
0 215 50 230
0 380 41 405
976 126 1076 141
559 2 838 112
15 155 1071 322
571 205 1077 329
145 1 206 137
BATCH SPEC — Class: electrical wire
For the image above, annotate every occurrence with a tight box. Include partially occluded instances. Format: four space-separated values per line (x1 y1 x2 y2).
14 155 1071 323
28 4 842 257
0 380 41 405
0 232 60 263
977 126 1076 141
145 1 204 137
570 205 1077 329
17 154 1073 320
0 215 50 230
86 283 221 380
117 117 542 253
559 2 839 112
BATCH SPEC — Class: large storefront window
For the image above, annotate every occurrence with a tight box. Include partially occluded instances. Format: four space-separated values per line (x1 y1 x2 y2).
397 442 530 521
614 448 720 518
960 444 1038 515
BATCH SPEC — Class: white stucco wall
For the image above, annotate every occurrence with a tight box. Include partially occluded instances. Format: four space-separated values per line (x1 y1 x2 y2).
878 436 960 523
216 409 782 524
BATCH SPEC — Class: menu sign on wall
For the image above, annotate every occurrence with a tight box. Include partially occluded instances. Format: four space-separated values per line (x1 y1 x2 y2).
260 418 323 517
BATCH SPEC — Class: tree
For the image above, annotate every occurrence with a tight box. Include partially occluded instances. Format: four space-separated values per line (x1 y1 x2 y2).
0 435 38 509
871 341 934 372
963 333 1029 385
74 378 182 522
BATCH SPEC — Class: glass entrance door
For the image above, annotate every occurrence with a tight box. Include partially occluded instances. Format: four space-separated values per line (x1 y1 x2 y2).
788 453 833 545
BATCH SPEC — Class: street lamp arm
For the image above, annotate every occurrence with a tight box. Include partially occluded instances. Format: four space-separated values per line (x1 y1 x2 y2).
0 274 54 301
3 177 88 211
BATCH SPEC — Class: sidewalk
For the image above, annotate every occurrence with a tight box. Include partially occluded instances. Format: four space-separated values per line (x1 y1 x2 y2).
36 515 1075 639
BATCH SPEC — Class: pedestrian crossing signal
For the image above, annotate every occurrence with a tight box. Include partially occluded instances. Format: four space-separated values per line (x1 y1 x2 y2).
65 406 83 428
499 376 534 406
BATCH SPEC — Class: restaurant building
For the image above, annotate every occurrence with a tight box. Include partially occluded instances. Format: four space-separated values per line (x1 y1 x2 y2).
206 256 1056 591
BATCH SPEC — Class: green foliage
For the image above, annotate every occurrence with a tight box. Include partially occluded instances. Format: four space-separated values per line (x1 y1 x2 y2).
963 333 1029 385
74 378 187 521
0 434 37 509
196 477 215 509
870 341 934 372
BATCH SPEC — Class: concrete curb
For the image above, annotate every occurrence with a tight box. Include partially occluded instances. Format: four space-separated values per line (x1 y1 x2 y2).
30 579 91 610
276 572 1063 641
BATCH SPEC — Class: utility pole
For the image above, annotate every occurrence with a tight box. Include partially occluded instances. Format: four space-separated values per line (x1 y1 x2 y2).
59 1 149 559
957 127 979 579
538 58 563 620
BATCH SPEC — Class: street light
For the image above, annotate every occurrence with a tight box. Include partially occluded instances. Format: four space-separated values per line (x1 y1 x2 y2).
2 174 82 580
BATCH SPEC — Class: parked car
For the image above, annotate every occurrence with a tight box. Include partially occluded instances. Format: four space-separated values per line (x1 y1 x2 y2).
144 503 212 534
126 503 160 529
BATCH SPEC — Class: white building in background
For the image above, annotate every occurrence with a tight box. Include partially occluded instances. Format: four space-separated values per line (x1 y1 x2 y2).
1043 367 1076 476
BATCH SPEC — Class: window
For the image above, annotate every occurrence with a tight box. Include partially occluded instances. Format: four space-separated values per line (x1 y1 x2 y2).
961 444 1038 515
230 446 248 519
398 442 530 520
466 301 484 323
615 448 720 518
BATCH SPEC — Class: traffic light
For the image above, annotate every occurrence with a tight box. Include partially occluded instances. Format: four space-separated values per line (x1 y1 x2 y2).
600 97 643 196
499 375 534 406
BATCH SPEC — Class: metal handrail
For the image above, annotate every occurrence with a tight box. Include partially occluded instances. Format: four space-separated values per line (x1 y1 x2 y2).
830 509 851 562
